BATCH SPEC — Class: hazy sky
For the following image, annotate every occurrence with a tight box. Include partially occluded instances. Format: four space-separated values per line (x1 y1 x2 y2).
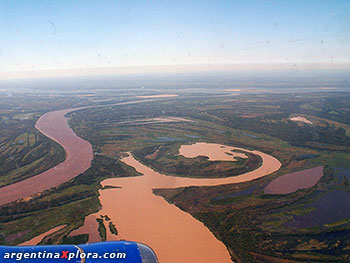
1 0 350 78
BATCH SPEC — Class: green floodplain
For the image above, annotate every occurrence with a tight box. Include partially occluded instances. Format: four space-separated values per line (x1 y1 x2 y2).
1 77 350 262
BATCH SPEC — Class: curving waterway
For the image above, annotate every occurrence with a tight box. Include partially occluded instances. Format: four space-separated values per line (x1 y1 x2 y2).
72 144 281 263
0 100 156 206
0 107 93 206
4 104 282 262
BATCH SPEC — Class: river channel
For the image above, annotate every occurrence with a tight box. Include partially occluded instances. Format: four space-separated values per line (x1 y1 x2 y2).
4 105 281 262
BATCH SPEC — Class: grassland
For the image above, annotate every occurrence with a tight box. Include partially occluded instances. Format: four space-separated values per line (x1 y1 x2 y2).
0 98 67 187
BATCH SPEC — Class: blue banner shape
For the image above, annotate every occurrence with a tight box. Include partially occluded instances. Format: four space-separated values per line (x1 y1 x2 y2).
0 241 158 263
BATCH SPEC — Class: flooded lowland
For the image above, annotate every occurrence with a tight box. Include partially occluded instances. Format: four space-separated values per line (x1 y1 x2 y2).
74 143 281 263
178 142 247 161
15 106 282 262
286 190 350 228
290 116 313 124
264 166 323 194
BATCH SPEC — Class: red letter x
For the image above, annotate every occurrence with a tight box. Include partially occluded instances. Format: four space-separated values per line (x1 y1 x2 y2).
61 251 69 258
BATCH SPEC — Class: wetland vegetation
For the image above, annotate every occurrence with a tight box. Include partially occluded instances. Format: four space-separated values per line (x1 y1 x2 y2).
1 80 350 262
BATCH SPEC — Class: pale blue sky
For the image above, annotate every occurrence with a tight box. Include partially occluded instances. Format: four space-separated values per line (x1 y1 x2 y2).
1 0 350 77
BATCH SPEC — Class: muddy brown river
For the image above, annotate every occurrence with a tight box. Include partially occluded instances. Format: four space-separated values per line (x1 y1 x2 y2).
0 100 155 205
0 107 93 206
72 144 281 263
5 105 281 262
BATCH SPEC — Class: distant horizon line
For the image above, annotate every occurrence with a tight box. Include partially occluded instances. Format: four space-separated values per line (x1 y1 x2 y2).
1 62 350 81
